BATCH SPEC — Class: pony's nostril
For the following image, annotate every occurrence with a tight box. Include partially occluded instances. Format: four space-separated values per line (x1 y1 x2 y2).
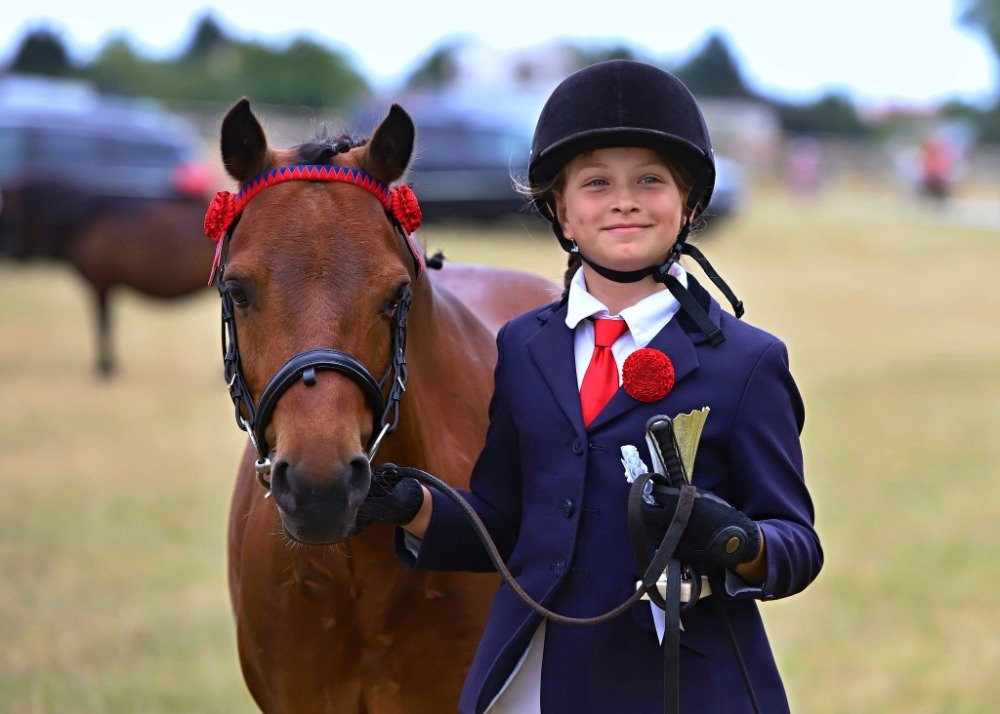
268 459 292 502
348 455 371 496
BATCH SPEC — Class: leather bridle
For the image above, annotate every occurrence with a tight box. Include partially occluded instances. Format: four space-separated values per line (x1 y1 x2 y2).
206 164 424 494
218 274 413 493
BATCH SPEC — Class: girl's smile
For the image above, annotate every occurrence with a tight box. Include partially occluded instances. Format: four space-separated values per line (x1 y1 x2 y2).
603 222 654 235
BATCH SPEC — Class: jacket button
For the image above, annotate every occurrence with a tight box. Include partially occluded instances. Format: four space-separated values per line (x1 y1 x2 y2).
571 438 585 455
558 498 575 518
551 558 566 574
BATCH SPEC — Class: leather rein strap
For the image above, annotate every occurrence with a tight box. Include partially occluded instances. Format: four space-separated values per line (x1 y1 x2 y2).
387 466 693 626
386 466 705 714
628 476 697 714
385 465 760 714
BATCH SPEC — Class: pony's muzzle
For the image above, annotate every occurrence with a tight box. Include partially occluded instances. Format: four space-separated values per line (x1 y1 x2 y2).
268 453 372 544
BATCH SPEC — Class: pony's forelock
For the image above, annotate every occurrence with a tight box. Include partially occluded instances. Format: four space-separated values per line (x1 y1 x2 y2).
294 128 368 166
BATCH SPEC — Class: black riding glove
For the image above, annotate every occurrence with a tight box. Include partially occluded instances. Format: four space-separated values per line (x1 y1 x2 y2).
352 463 424 535
641 479 761 570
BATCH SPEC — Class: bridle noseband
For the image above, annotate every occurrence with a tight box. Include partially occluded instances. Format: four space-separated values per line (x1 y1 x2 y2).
206 164 423 495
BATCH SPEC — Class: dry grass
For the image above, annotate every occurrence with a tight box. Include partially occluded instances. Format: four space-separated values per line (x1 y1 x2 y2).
1 182 997 712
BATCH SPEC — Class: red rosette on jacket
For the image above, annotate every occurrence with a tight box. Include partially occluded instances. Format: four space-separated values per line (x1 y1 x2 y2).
204 191 236 242
622 348 675 402
390 185 422 234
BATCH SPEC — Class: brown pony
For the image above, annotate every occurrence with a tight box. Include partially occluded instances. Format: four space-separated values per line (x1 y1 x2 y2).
217 99 558 712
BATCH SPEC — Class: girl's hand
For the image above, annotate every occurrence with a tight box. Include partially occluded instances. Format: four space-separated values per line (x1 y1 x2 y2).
641 479 761 570
352 464 425 535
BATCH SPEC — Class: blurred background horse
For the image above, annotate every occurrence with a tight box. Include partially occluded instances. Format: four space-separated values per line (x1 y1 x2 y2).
0 77 216 376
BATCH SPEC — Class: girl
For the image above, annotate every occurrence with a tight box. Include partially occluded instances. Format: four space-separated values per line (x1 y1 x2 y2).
354 59 823 713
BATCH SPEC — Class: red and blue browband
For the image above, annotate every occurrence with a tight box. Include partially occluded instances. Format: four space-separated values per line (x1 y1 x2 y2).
204 164 424 283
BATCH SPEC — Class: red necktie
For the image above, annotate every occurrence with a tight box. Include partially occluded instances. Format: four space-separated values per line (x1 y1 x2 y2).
580 318 629 426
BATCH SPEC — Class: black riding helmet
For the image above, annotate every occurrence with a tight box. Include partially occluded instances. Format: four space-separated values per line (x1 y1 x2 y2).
529 59 743 344
529 59 715 224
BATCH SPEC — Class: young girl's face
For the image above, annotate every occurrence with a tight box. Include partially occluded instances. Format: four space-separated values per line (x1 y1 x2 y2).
555 147 685 273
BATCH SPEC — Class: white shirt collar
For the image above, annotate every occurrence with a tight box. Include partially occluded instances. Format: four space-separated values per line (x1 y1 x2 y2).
564 262 688 348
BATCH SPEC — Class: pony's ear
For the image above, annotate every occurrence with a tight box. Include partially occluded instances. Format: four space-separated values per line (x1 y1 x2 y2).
220 98 268 183
363 104 415 184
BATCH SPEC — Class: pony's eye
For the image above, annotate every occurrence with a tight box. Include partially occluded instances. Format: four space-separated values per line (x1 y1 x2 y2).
382 283 410 315
225 280 251 308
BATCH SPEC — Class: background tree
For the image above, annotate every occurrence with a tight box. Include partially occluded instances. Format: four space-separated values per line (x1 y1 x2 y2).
83 36 162 96
231 38 368 107
181 13 230 64
568 43 638 69
774 93 868 137
673 33 750 98
958 0 1000 141
8 28 72 76
82 22 368 108
960 0 1000 60
405 40 462 90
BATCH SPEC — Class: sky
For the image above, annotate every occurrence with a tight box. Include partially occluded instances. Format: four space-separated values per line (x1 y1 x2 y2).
0 0 996 108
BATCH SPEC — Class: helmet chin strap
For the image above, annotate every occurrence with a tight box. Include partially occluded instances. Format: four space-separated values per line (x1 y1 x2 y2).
551 214 744 347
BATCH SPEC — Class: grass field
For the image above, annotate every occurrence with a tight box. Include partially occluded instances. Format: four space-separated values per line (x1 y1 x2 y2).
1 181 997 712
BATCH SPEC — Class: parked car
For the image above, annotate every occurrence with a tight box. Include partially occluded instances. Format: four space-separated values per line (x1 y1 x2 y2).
394 109 532 221
701 155 744 224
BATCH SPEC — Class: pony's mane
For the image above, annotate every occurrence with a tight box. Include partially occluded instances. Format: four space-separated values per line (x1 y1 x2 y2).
294 129 368 165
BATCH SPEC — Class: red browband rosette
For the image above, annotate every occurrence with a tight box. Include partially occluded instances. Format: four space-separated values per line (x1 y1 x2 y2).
204 190 236 242
622 348 675 402
390 185 422 234
204 190 235 284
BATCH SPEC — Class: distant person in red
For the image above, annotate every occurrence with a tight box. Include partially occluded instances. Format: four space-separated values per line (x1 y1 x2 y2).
920 135 954 202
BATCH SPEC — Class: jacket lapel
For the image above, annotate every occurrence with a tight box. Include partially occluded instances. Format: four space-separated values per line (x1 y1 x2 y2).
587 308 702 432
526 303 586 435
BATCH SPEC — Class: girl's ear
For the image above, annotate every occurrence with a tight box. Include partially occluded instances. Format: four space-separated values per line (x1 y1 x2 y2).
553 191 573 239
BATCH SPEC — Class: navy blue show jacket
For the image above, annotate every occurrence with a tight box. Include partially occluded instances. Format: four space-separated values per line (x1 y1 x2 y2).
397 277 823 713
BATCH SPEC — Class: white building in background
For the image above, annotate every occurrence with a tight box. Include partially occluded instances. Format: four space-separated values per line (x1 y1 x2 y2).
700 99 783 172
387 40 577 134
